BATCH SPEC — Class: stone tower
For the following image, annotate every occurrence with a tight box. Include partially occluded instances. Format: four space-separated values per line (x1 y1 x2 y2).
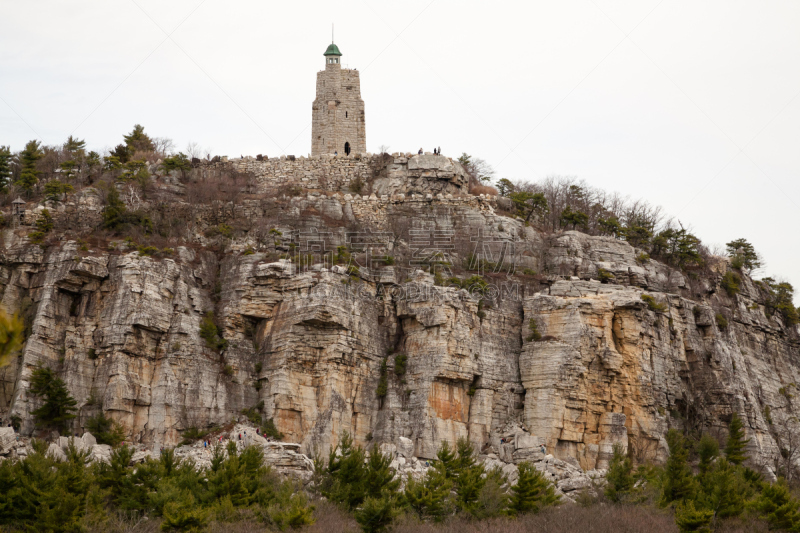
311 42 366 156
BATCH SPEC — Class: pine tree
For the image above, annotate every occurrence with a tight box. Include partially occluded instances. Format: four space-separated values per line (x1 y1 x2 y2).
725 413 749 465
605 444 634 502
432 440 458 481
697 433 719 476
63 135 86 154
674 500 714 533
324 432 368 509
0 145 11 193
364 448 400 496
29 366 77 431
162 152 192 179
122 124 154 153
16 140 42 194
404 468 452 521
698 459 746 520
508 461 559 515
354 493 399 533
726 238 761 273
754 480 800 531
661 429 696 505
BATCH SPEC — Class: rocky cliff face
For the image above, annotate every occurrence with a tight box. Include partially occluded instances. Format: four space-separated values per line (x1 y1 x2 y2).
0 153 797 478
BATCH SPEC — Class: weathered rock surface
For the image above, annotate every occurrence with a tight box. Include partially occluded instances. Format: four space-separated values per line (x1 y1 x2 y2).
0 160 797 484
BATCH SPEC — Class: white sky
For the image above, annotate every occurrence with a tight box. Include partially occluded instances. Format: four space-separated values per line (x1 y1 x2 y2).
2 1 799 300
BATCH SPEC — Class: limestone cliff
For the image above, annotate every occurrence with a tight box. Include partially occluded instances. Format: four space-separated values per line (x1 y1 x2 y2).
0 153 797 479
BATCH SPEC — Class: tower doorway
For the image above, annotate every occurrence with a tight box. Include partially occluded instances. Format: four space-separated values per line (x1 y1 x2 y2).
344 142 351 155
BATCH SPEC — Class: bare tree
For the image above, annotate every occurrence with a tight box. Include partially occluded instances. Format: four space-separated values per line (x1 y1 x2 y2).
152 137 175 158
186 142 210 160
377 144 390 155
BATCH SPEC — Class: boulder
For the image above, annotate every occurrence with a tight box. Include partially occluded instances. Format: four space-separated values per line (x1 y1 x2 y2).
47 443 67 462
0 427 16 455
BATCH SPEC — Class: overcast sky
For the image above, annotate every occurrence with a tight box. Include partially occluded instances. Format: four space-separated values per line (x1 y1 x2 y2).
2 1 799 300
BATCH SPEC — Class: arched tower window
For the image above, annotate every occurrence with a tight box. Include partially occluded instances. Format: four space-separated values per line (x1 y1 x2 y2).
344 142 351 156
346 111 348 118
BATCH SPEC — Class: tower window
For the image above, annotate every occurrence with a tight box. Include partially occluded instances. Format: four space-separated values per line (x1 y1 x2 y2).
344 142 351 156
346 111 348 118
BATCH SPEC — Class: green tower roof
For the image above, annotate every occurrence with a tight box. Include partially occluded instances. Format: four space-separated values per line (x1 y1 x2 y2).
324 43 342 56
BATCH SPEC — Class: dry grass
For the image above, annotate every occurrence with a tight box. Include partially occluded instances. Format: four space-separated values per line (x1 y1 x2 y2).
75 502 770 533
469 184 499 196
390 504 677 533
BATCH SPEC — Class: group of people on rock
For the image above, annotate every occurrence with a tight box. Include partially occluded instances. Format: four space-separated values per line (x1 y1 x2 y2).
198 428 274 449
417 147 443 155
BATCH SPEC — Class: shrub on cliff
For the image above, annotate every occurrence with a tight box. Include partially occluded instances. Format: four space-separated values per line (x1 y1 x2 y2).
101 185 152 234
85 412 126 447
199 311 227 352
721 271 741 297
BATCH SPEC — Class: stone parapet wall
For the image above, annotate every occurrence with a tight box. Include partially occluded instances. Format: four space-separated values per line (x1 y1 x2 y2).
214 153 476 199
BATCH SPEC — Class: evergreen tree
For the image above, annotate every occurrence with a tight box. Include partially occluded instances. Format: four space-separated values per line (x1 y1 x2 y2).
162 152 192 179
560 205 589 230
725 413 749 465
85 412 126 446
122 124 154 153
698 459 745 520
404 468 452 521
674 500 714 533
355 493 399 533
63 135 86 154
364 447 400 496
508 191 548 222
43 179 74 202
323 432 368 509
29 366 77 431
496 178 515 196
598 216 623 238
605 444 634 502
726 238 761 273
754 480 800 531
432 440 458 481
661 429 696 505
16 140 42 194
0 145 11 193
697 433 719 476
508 461 559 515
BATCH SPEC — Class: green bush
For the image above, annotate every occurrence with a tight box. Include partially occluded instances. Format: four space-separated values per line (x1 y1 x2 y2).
393 354 407 376
263 418 284 440
716 313 729 329
721 271 741 297
199 311 227 352
85 412 126 447
597 268 614 283
376 360 388 398
641 294 667 313
526 318 542 342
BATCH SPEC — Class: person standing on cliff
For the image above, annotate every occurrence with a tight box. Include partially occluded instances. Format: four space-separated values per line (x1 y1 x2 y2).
438 146 441 155
540 443 546 455
418 148 423 155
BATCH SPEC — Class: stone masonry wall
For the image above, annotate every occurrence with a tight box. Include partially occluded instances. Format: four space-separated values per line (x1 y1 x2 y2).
312 63 366 156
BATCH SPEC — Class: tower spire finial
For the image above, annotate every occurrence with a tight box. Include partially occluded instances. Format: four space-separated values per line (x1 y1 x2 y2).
332 23 334 44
